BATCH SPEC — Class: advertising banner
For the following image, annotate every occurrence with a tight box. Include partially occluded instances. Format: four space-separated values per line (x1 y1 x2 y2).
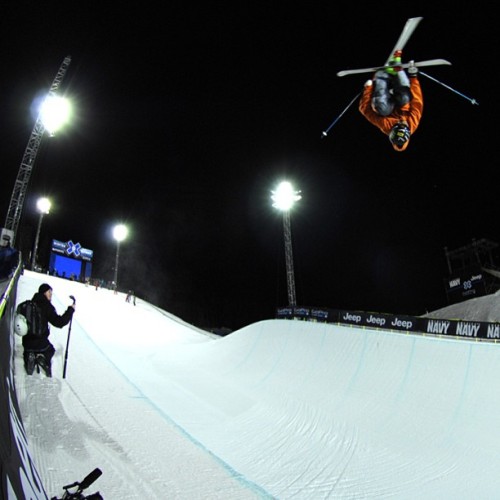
276 305 500 342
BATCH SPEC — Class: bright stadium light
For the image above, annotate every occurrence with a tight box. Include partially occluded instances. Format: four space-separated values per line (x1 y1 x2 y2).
3 56 72 245
271 181 302 307
39 95 72 137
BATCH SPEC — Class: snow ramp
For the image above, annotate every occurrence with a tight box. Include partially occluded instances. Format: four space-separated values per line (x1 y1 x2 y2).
139 319 500 498
15 273 500 498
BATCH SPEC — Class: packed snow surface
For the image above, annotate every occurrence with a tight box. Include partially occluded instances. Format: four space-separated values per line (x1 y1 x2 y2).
14 271 500 499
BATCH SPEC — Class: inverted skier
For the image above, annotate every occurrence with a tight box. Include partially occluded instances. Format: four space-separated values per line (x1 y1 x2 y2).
358 51 423 152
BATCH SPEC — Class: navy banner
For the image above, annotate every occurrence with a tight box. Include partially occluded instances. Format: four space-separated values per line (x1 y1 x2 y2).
444 267 487 304
276 305 500 342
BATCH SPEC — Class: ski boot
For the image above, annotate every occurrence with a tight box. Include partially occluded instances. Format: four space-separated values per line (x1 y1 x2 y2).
386 50 403 74
407 60 418 76
36 354 52 377
25 352 36 376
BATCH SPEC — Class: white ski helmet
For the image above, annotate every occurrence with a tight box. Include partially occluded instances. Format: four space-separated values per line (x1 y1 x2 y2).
14 313 28 336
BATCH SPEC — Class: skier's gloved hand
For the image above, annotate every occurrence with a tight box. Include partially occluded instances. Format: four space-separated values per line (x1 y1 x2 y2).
407 60 418 76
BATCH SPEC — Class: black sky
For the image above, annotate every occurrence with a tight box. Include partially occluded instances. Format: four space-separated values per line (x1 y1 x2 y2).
0 3 495 329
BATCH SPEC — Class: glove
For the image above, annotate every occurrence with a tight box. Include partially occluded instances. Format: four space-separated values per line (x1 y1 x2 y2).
364 79 373 87
407 60 418 76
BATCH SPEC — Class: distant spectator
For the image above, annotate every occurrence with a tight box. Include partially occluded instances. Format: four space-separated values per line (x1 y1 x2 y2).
0 235 19 279
126 290 136 305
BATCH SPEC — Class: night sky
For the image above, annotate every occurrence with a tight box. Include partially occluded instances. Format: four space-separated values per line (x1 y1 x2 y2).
0 3 495 330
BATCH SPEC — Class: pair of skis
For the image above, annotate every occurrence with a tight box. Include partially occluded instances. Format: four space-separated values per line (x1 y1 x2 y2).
336 17 451 78
322 17 478 138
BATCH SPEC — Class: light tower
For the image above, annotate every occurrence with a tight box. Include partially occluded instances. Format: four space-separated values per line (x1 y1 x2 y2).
271 181 302 307
3 56 71 245
113 224 128 290
31 197 51 271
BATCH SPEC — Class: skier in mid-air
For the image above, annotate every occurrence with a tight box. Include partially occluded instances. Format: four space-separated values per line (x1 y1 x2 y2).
326 17 475 148
358 52 423 152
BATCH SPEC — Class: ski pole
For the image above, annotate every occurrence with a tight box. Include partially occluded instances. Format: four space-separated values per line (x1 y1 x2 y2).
321 91 361 138
63 295 76 379
419 71 479 105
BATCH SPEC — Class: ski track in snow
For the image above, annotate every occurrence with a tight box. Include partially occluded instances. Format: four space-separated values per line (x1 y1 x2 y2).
13 271 500 499
14 273 267 499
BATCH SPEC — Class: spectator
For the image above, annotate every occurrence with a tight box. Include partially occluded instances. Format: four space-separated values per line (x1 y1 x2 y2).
21 283 75 377
0 234 19 279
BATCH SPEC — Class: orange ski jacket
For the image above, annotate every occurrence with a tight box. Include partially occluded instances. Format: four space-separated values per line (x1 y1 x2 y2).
359 76 423 150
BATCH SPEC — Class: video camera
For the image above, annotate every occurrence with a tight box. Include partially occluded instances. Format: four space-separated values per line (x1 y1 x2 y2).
51 468 103 500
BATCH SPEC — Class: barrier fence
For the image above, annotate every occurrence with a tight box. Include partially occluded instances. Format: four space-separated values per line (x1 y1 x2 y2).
276 306 500 342
1 264 49 499
2 274 499 498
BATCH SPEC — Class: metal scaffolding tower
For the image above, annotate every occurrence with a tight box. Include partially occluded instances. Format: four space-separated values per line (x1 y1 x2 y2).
3 56 71 245
444 238 499 274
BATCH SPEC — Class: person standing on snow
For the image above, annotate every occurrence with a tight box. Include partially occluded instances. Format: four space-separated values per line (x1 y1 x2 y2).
22 283 75 377
359 52 423 152
0 234 19 279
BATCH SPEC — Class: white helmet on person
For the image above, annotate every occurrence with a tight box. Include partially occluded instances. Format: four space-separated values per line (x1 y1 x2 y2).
14 313 28 336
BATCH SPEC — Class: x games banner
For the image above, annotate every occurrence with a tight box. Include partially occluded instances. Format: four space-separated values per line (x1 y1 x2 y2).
444 267 487 304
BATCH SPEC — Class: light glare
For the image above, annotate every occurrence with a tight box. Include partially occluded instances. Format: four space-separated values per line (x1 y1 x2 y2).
40 95 71 135
113 224 128 242
271 181 302 211
36 197 51 214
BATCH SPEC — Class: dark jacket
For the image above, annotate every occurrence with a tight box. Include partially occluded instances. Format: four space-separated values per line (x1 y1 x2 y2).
22 292 74 351
0 245 19 279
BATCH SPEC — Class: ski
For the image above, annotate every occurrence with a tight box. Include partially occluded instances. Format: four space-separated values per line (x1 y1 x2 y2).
337 59 451 77
384 16 423 65
337 16 430 78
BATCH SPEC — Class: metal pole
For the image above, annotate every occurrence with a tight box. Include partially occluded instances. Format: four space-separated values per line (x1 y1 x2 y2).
419 71 479 105
321 91 362 138
4 56 71 245
63 295 76 379
31 212 44 270
282 210 297 307
114 241 120 289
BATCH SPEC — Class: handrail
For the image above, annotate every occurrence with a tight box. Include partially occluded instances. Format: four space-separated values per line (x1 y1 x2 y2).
0 260 23 320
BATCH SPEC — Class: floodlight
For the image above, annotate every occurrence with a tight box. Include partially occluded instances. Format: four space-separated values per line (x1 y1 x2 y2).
40 95 71 136
271 181 302 307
